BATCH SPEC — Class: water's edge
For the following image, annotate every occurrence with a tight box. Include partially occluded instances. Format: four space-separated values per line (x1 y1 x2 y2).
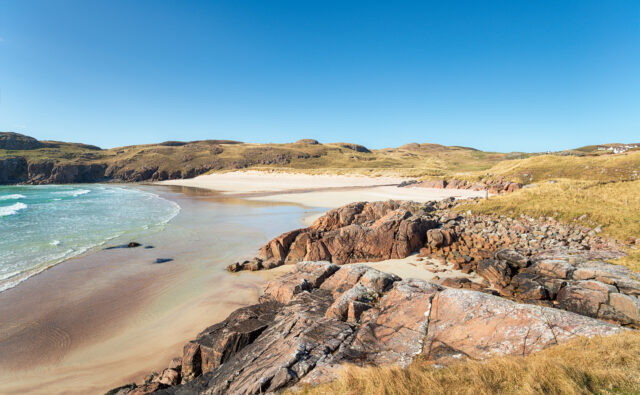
0 184 181 293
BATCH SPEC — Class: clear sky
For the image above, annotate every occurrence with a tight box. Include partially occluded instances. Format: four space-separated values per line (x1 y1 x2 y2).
0 1 638 152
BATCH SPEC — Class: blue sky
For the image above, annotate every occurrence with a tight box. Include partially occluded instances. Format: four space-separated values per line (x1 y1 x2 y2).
0 1 638 152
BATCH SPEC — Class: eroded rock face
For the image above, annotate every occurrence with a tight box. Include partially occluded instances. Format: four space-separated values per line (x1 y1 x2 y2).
114 261 625 395
232 199 618 276
0 157 28 183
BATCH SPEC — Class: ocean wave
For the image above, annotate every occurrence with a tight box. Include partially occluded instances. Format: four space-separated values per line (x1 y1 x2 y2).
0 202 28 217
52 189 91 197
0 185 181 293
0 194 26 201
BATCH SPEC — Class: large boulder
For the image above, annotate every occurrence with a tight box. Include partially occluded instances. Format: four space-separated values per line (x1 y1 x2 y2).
423 288 622 364
231 201 437 271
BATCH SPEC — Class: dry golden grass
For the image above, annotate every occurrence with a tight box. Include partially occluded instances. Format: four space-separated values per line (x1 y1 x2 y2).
1 133 512 178
296 331 640 395
460 180 640 241
481 151 640 184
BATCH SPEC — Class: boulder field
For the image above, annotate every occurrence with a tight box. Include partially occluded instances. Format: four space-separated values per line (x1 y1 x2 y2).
108 199 639 394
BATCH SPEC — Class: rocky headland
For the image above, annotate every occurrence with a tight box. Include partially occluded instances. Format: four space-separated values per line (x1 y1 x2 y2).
109 199 640 395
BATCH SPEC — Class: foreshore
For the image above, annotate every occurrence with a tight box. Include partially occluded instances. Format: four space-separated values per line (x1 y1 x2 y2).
0 185 310 394
0 173 484 394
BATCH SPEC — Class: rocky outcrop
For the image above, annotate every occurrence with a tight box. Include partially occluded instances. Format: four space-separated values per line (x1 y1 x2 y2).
423 287 623 364
230 199 615 273
24 161 108 184
0 132 45 150
0 157 28 183
470 249 640 326
332 143 371 153
228 201 438 271
227 200 638 328
406 177 522 194
112 262 624 395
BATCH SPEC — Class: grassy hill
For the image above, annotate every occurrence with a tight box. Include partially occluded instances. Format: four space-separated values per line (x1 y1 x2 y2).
2 130 640 186
0 132 517 182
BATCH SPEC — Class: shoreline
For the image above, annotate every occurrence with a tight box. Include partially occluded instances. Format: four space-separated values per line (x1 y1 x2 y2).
0 173 485 394
0 184 181 294
0 184 310 394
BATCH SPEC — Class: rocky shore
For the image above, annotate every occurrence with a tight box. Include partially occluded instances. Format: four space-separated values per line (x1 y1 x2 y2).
402 177 522 194
228 199 618 272
109 199 640 395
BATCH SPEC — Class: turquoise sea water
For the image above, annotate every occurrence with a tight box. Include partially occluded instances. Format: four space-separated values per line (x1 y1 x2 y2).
0 184 180 292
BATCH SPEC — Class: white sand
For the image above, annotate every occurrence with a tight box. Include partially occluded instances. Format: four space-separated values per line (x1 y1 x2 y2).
159 171 404 193
361 254 484 284
251 254 484 285
159 171 485 208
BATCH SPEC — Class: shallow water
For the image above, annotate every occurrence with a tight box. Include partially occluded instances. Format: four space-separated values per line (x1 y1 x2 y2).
0 184 321 394
0 184 180 292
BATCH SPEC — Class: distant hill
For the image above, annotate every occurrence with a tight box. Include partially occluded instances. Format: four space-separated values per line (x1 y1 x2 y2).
1 131 638 184
0 132 46 150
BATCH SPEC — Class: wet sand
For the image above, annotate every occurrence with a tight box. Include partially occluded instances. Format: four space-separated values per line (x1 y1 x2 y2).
0 185 311 394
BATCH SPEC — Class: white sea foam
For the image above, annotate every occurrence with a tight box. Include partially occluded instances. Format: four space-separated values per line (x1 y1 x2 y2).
53 189 90 197
0 202 28 217
0 194 26 201
0 185 181 293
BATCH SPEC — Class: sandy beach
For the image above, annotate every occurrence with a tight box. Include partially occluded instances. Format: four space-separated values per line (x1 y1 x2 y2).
160 171 485 208
0 185 311 394
0 173 482 394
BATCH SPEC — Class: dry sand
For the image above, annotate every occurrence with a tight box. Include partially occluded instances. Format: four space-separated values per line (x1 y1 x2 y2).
261 254 483 285
159 171 485 207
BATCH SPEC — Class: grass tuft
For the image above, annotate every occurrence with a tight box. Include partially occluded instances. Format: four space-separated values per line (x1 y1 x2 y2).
295 331 640 395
